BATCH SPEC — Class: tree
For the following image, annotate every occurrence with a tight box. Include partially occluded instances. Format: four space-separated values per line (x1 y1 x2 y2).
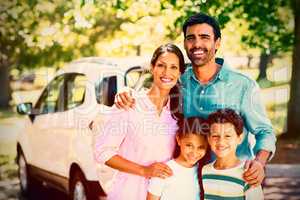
236 1 293 84
0 0 124 108
286 0 300 138
168 0 293 83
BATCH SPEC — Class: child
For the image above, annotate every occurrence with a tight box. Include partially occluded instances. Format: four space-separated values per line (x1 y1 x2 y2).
203 108 264 200
147 117 210 200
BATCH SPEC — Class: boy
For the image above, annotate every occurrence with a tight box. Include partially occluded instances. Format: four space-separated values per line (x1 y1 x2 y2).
203 108 264 199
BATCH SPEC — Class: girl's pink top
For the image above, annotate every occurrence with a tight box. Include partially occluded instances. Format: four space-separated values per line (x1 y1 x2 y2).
94 91 178 200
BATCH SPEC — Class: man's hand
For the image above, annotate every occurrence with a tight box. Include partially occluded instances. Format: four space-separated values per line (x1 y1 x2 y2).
142 162 173 179
243 159 265 187
115 90 136 109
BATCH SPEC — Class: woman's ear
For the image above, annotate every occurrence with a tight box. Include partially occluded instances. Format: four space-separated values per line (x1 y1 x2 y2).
150 64 154 73
176 135 181 146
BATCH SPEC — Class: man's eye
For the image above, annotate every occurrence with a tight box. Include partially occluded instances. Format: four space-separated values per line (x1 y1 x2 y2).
186 37 194 41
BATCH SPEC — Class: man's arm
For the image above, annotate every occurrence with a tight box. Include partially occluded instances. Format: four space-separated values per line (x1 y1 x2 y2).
241 81 276 186
241 81 276 159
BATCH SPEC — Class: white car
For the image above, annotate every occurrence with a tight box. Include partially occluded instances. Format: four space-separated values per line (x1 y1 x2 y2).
16 57 152 200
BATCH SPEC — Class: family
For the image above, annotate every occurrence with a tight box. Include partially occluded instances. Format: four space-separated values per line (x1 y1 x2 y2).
93 13 276 200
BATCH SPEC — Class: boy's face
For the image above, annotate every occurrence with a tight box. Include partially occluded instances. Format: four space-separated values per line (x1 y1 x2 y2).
208 123 243 159
176 134 207 168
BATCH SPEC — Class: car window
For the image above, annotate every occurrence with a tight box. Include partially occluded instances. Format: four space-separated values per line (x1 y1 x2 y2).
66 74 87 110
133 70 153 90
125 66 153 91
95 76 117 107
34 75 65 114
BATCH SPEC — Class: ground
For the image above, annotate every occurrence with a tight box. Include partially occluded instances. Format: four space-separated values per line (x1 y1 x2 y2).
270 138 300 164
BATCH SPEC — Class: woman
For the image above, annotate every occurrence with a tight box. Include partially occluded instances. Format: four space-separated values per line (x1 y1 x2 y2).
94 43 185 200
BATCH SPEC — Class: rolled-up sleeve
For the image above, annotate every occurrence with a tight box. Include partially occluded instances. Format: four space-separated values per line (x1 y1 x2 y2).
93 108 129 164
241 81 276 160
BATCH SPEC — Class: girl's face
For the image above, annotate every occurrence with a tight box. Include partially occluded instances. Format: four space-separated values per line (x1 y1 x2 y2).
208 123 243 159
176 133 207 168
151 52 181 91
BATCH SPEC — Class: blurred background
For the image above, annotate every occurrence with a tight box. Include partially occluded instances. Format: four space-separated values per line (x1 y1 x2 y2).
0 0 299 199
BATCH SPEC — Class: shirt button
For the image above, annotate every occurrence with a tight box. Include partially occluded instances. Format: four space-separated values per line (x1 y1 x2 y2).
199 107 203 110
201 90 205 94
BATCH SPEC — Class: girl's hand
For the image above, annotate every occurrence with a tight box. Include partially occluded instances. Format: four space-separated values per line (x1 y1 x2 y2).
143 162 173 179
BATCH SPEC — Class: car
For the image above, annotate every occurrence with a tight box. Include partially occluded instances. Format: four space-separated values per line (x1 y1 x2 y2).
16 57 152 200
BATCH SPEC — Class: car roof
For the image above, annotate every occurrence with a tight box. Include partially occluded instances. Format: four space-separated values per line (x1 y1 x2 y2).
56 56 151 81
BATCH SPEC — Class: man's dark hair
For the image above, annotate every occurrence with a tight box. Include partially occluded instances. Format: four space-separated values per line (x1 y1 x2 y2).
182 13 221 41
207 108 244 136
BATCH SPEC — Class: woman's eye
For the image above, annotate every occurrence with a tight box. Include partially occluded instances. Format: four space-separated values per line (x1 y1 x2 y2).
171 66 179 70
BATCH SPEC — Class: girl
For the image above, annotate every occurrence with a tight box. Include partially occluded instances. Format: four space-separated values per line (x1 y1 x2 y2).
147 117 210 200
94 43 185 200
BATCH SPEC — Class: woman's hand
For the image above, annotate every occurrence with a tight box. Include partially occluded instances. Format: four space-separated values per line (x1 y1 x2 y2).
142 162 173 179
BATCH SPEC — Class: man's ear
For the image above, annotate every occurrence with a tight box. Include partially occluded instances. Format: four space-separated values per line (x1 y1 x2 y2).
238 133 244 145
215 37 221 51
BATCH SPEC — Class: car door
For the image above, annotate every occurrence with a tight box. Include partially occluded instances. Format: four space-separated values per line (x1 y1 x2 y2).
41 73 88 177
28 74 65 172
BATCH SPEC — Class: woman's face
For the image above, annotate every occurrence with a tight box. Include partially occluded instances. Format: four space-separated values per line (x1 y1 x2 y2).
151 52 181 91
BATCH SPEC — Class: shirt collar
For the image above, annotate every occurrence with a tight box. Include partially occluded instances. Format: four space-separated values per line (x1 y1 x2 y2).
188 57 230 84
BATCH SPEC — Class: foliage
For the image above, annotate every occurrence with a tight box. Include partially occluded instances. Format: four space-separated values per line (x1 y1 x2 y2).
168 0 294 56
0 0 123 70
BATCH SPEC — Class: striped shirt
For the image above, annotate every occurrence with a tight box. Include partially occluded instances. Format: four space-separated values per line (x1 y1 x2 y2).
202 161 264 200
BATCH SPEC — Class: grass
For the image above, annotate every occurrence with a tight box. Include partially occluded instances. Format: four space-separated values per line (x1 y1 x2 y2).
266 103 287 136
0 108 17 120
0 154 18 180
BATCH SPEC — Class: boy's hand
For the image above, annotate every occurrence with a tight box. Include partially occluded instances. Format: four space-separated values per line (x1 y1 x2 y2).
114 88 136 109
243 159 265 187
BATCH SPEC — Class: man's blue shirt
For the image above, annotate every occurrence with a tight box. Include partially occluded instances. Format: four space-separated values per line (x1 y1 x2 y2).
180 58 276 160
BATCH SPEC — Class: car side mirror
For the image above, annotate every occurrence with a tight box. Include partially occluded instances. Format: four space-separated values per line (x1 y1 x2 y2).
17 102 33 115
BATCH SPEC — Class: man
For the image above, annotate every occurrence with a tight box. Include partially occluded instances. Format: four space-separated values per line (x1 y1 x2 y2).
115 13 276 186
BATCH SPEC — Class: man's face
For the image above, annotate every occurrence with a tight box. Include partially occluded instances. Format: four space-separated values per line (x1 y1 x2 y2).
184 23 220 68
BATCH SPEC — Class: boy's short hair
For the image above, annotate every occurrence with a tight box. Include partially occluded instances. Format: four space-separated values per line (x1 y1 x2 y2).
207 108 244 135
182 12 221 40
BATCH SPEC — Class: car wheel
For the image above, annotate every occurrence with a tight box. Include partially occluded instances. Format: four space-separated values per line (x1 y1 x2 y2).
70 171 89 200
17 152 32 196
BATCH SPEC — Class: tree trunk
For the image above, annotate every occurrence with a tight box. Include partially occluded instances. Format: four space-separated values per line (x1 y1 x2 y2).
136 45 141 56
257 52 272 81
0 60 11 109
286 0 300 138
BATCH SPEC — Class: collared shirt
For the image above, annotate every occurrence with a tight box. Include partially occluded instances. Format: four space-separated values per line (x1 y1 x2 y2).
94 91 177 200
181 58 276 160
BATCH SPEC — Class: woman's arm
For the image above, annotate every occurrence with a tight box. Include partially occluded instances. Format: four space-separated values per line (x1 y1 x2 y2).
106 155 173 179
146 192 161 200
